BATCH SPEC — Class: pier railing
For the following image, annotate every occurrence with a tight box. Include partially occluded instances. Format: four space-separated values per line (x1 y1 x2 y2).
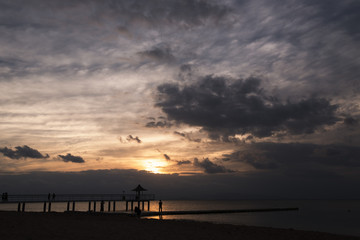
1 194 155 203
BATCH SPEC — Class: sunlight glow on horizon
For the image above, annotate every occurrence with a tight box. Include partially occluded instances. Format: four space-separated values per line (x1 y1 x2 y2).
143 159 168 174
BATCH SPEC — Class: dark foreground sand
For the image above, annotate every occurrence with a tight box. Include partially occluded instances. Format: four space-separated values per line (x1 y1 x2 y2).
0 211 359 240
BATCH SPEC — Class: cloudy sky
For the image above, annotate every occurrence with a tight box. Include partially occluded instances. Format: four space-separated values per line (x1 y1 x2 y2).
0 0 360 198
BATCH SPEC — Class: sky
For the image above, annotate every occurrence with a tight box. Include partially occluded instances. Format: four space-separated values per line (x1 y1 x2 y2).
0 0 360 199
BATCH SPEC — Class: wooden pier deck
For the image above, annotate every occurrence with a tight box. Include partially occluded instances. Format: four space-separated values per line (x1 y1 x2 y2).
0 194 155 212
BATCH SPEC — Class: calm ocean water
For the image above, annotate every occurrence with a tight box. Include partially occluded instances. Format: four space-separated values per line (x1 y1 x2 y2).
1 200 359 237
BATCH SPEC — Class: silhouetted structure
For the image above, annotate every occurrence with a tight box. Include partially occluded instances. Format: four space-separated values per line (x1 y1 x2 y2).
127 184 150 212
132 184 147 200
0 191 155 213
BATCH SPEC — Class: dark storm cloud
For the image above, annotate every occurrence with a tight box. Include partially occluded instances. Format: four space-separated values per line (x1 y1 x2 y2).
127 135 142 143
119 135 142 144
176 160 191 165
158 151 192 165
179 64 192 72
0 57 41 80
156 76 339 139
163 154 171 161
245 0 360 44
98 0 230 27
58 153 85 163
178 64 193 81
138 45 176 63
302 0 360 36
0 145 49 159
224 142 360 170
0 58 28 70
173 131 202 143
145 117 172 128
174 131 186 138
226 0 360 98
344 117 358 126
193 158 234 174
0 0 230 81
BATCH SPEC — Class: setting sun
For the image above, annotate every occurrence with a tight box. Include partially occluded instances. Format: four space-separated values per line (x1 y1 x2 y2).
144 159 167 174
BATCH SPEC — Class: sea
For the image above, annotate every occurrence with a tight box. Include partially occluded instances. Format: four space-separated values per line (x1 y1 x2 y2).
1 199 359 237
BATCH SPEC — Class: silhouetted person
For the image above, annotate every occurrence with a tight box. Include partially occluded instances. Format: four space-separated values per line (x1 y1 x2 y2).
48 193 51 201
134 206 141 217
159 200 163 213
52 193 56 200
4 192 8 201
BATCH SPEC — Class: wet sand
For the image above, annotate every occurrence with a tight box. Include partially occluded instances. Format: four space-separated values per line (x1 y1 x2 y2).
0 211 359 240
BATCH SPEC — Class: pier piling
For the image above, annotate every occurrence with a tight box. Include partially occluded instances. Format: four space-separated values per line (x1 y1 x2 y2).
100 201 104 212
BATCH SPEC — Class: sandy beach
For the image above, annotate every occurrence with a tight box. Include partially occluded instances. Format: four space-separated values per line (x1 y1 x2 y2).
0 211 359 240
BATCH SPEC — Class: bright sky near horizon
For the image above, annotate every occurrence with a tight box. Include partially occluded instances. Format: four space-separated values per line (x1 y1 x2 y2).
0 0 360 198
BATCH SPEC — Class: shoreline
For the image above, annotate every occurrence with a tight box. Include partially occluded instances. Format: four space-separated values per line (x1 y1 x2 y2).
0 211 359 240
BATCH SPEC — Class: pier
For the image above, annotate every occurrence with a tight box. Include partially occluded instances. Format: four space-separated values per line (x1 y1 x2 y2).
0 193 155 213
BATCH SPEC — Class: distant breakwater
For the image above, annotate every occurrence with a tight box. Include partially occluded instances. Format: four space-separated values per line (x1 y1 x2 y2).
140 207 299 217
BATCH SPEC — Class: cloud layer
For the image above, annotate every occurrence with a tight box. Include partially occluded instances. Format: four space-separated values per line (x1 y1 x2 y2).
0 145 49 159
0 0 359 181
223 142 360 174
156 76 339 139
194 158 234 174
58 153 85 163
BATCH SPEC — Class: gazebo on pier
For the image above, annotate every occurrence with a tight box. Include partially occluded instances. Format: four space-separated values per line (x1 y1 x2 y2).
132 184 147 200
125 184 151 211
